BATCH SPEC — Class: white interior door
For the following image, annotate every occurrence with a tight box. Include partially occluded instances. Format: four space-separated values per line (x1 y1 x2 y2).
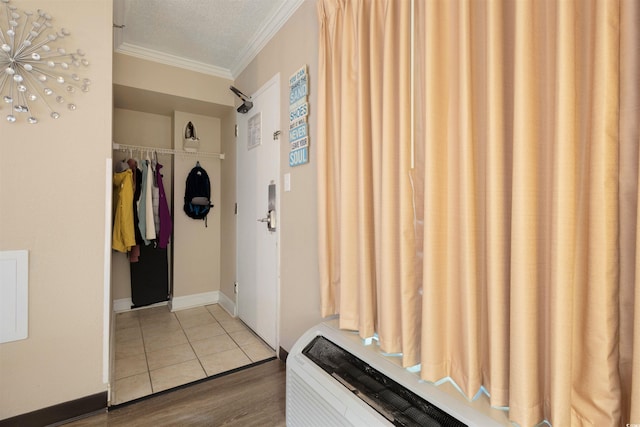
236 75 280 349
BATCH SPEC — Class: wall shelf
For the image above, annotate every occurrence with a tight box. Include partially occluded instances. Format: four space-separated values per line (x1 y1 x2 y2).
112 142 225 160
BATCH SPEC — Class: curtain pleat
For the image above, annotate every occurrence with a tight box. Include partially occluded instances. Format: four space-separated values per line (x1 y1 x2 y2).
318 0 640 425
484 0 511 408
621 0 640 423
547 2 577 424
317 0 338 318
633 125 640 422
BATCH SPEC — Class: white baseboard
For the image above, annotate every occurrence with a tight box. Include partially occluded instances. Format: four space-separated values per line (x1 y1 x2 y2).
114 291 224 313
113 298 168 313
169 291 219 312
217 291 237 317
113 298 133 312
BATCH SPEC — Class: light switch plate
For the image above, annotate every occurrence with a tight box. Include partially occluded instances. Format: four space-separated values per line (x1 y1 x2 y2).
284 173 291 192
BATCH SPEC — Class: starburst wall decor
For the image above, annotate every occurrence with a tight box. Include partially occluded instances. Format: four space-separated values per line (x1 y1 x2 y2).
0 0 90 124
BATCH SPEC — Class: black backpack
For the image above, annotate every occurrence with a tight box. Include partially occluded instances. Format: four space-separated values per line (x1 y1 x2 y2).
184 162 213 225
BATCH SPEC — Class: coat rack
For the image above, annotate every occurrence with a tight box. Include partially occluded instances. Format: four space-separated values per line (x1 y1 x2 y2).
112 143 225 160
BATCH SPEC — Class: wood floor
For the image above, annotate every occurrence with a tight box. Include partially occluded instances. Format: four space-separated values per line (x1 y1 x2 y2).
61 359 286 427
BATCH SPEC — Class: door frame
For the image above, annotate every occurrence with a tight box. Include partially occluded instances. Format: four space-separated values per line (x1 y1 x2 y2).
235 73 281 350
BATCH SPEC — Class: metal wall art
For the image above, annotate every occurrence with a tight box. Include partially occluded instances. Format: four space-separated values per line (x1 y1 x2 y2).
0 0 90 124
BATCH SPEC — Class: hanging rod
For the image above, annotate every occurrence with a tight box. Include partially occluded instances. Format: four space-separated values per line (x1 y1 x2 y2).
112 142 225 160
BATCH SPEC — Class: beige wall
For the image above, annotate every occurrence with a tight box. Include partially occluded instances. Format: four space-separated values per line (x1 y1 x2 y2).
234 0 322 352
0 0 112 419
172 112 222 300
114 54 235 107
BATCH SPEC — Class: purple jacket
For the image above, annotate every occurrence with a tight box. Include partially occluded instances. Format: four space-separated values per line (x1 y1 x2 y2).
156 163 173 248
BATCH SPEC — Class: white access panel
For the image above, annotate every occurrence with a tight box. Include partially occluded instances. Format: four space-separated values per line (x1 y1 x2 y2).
0 250 29 343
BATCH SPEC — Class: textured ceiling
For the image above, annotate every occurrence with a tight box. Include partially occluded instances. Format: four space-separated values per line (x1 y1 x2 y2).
113 0 305 79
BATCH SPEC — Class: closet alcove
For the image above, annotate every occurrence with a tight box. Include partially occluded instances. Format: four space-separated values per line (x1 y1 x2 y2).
110 104 244 404
112 110 226 313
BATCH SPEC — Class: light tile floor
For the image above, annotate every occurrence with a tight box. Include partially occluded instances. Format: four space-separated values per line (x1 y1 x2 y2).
112 303 276 405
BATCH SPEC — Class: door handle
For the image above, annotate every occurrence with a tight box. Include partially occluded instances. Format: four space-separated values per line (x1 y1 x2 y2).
257 210 276 231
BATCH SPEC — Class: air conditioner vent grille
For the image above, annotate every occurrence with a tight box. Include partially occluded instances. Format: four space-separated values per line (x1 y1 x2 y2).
286 367 351 426
302 335 468 427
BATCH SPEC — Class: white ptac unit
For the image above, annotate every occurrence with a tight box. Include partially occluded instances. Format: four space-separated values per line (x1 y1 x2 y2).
286 321 511 427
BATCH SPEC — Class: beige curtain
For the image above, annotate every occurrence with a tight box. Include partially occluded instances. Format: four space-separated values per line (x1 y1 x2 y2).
316 0 421 361
417 0 640 425
318 0 640 425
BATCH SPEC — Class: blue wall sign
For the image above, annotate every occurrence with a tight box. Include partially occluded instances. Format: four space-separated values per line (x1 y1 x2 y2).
289 147 308 167
289 65 310 167
289 122 307 142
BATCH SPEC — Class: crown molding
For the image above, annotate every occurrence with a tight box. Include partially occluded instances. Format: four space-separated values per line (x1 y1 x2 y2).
230 0 306 79
115 42 234 80
113 0 304 81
